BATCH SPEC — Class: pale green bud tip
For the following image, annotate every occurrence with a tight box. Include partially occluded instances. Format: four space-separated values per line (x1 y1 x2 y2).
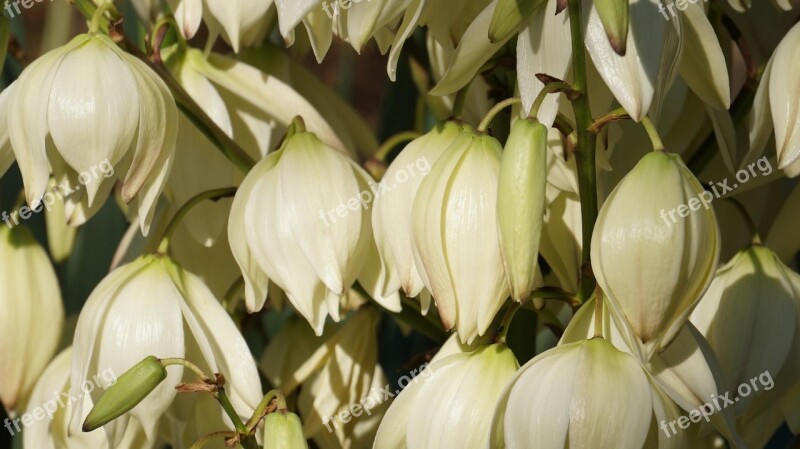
263 411 309 449
82 356 167 432
489 0 546 43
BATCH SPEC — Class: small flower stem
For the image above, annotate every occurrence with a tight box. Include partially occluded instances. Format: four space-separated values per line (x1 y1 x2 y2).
495 302 523 344
157 187 238 254
189 431 237 449
640 116 665 151
529 81 568 120
245 389 288 432
477 97 522 133
589 107 630 133
452 83 471 118
593 287 605 339
160 358 211 381
88 1 119 34
375 131 422 162
567 0 599 303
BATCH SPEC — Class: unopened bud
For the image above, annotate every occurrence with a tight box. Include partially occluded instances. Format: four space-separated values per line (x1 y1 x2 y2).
263 410 308 449
82 356 167 432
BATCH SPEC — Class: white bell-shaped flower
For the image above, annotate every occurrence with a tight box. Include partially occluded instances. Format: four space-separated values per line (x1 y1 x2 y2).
2 33 177 234
0 225 64 414
229 121 399 333
373 343 518 449
411 129 509 343
168 0 272 52
591 151 720 358
69 254 262 444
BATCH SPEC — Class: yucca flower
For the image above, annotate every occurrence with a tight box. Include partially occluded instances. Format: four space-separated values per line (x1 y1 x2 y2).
69 254 262 444
1 33 177 233
23 349 150 449
591 151 720 358
691 246 799 416
228 121 399 333
263 410 309 449
489 338 680 449
168 0 272 52
373 343 518 449
371 121 465 304
411 128 509 343
0 225 64 414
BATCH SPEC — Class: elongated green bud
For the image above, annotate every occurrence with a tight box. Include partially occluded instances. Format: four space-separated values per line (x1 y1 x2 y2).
595 0 629 55
83 356 167 432
263 411 309 449
497 118 547 302
489 0 546 43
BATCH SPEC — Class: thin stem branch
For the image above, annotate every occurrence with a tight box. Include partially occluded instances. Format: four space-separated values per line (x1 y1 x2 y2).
190 431 237 449
640 116 665 151
478 98 522 132
530 81 568 120
593 288 605 339
375 131 422 162
723 197 761 245
566 0 598 303
158 187 238 254
495 302 522 344
589 107 630 133
160 358 211 381
245 389 288 432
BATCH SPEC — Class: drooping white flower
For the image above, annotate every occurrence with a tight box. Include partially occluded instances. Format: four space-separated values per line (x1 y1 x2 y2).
0 225 64 414
591 151 720 358
3 33 177 234
411 128 509 343
371 121 466 304
23 348 150 449
374 343 518 449
168 0 272 52
690 246 799 416
489 339 671 449
69 255 262 444
229 123 399 333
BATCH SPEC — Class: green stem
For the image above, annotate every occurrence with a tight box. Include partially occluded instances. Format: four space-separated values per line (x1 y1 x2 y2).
589 107 630 133
158 187 238 254
593 288 604 339
477 98 522 132
723 197 761 245
452 82 471 118
529 81 568 120
567 0 598 303
88 1 119 34
245 389 288 432
160 357 211 381
375 131 422 162
640 116 665 151
495 302 522 344
189 431 237 449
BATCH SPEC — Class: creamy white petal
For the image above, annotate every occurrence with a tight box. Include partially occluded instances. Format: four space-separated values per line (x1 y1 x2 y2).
678 3 730 110
9 35 88 207
517 0 572 125
274 0 325 38
769 21 800 168
585 0 666 121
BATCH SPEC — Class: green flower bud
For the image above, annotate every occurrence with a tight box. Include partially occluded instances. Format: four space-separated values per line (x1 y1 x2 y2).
82 356 167 432
497 118 547 302
594 0 629 55
263 410 309 449
489 0 546 43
